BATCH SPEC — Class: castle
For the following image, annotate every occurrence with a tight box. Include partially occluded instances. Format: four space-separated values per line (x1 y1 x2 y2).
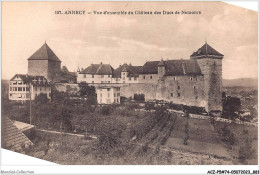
77 42 223 112
10 42 223 113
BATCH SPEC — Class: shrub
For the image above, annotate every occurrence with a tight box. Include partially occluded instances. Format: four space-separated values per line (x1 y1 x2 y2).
99 105 113 116
183 121 189 145
35 93 49 104
134 94 145 102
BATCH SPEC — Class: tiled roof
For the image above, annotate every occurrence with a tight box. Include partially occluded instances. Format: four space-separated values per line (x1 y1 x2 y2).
2 117 33 151
28 43 61 62
139 59 202 76
80 63 114 75
113 64 141 78
10 74 51 86
190 43 223 59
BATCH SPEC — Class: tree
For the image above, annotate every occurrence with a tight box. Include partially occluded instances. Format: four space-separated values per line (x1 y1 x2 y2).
184 121 189 145
34 93 49 104
239 129 255 160
222 96 241 120
78 82 97 105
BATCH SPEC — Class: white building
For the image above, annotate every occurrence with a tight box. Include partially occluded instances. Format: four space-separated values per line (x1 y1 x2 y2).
77 63 141 84
96 86 120 104
9 74 51 102
112 64 141 84
77 63 114 84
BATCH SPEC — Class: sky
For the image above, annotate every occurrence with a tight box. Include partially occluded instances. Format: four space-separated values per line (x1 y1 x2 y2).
2 1 258 80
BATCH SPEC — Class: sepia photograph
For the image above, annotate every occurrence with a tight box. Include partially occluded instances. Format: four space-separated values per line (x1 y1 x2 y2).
1 1 258 173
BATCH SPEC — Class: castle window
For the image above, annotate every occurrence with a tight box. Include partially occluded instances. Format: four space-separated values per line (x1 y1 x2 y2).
114 93 116 97
174 77 176 80
150 76 152 79
108 75 110 78
134 77 137 81
129 77 131 80
23 87 25 91
123 81 125 84
123 77 125 80
84 74 86 78
92 74 94 78
10 87 12 91
101 81 103 84
123 73 125 75
14 87 17 91
171 93 173 97
26 87 29 91
92 81 94 84
117 93 120 96
18 87 22 91
178 93 180 97
117 99 119 102
108 81 110 83
143 76 145 79
107 88 110 91
178 85 180 90
190 77 193 81
40 87 42 91
101 75 104 78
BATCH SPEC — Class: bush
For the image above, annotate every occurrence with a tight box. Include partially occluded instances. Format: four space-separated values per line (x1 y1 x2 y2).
35 93 49 104
99 105 113 116
220 125 236 145
134 94 145 102
183 121 189 145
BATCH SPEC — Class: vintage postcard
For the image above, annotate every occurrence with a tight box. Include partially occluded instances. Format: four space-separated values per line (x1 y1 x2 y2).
1 1 258 174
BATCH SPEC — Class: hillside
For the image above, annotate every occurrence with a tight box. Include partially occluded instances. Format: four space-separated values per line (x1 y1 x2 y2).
223 78 257 88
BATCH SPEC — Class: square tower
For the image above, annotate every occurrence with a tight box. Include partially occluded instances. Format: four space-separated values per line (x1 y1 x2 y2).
28 42 61 82
190 42 224 113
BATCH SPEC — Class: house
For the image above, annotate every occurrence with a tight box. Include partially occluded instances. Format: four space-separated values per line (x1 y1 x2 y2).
112 63 141 84
96 86 120 104
77 63 114 84
28 42 61 82
9 74 51 102
1 117 33 152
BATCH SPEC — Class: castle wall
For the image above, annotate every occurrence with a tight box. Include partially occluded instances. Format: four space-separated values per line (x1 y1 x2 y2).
48 60 61 82
138 74 158 84
118 83 157 101
28 60 48 79
196 58 222 112
156 75 206 107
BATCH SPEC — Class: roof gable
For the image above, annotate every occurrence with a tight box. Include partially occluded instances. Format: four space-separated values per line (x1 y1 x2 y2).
190 43 223 59
80 63 114 75
10 74 51 86
28 43 61 62
139 59 202 76
113 64 141 78
2 117 33 151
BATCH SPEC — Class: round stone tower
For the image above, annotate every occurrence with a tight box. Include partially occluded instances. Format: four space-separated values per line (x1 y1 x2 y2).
190 42 224 113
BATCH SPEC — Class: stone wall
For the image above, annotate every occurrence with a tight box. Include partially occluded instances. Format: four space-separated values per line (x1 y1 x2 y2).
28 60 48 79
120 83 157 100
196 58 222 112
156 75 206 107
48 60 61 82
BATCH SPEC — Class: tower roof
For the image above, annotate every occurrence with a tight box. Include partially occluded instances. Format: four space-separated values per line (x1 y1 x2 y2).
158 59 165 66
190 42 223 59
28 43 61 62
